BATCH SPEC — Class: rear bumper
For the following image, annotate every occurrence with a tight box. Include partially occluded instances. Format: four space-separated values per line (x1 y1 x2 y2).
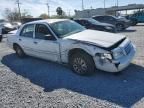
94 44 136 73
0 35 2 41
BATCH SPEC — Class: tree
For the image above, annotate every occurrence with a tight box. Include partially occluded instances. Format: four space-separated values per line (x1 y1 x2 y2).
3 8 33 22
22 9 33 18
39 13 49 19
56 7 63 16
3 8 19 22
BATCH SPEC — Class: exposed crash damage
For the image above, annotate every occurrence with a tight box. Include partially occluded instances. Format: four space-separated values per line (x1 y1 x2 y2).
64 29 135 73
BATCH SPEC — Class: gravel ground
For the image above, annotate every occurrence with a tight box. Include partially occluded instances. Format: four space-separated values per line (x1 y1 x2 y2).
0 24 144 108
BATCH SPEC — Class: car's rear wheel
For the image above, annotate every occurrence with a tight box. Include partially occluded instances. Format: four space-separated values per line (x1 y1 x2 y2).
131 19 138 26
0 35 2 42
14 45 25 58
116 23 125 31
69 52 95 75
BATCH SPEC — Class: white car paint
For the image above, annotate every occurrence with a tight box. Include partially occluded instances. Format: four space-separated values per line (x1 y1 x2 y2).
0 28 2 35
8 30 18 34
64 29 125 48
0 27 2 40
7 19 136 73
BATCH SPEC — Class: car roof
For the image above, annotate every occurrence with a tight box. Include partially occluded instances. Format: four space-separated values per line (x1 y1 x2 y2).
26 19 69 25
93 15 113 18
74 18 91 21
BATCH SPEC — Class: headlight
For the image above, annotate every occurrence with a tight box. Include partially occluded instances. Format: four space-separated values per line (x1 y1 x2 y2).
105 26 112 30
97 53 112 60
113 48 124 59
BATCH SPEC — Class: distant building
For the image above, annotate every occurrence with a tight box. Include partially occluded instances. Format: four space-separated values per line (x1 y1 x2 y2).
75 4 144 18
75 9 107 18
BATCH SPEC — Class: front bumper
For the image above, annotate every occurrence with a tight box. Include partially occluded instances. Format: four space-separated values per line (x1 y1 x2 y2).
94 44 136 73
107 27 117 33
124 22 131 29
0 35 2 41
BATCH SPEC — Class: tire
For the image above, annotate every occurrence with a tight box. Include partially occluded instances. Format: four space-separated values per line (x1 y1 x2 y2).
0 35 2 42
131 20 138 26
69 52 95 75
116 23 125 31
14 45 25 58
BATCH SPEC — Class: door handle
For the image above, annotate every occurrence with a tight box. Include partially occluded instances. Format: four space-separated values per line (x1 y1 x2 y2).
34 41 38 44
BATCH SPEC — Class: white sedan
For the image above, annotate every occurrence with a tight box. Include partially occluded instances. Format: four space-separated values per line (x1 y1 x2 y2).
0 27 2 42
7 19 136 75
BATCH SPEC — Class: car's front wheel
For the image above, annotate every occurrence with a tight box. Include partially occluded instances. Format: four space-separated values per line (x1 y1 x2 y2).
116 23 125 31
69 52 95 75
131 19 138 26
14 45 25 58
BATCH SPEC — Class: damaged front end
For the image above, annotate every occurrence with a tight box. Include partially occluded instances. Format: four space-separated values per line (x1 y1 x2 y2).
93 38 136 72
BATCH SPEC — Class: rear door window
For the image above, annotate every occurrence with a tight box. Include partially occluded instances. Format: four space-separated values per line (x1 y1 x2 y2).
104 16 114 21
95 16 104 21
20 24 34 38
81 20 90 26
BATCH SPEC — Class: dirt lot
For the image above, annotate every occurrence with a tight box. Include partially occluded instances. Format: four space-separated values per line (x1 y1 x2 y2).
0 24 144 108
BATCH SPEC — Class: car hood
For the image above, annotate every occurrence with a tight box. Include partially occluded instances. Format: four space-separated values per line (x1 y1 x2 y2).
4 23 14 29
64 30 125 48
8 30 17 34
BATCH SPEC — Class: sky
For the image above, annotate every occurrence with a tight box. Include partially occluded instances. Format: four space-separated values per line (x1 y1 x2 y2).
0 0 144 19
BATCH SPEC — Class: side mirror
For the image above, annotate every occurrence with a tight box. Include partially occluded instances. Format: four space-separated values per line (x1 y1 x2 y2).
44 34 56 40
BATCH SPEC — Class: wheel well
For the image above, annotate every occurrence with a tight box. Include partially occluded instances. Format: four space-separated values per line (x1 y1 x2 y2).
116 23 123 26
13 43 20 50
131 18 137 21
68 48 92 62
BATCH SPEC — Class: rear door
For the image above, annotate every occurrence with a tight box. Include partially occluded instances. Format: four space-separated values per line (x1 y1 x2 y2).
81 20 91 28
33 23 60 62
18 24 36 56
103 16 115 25
137 12 144 22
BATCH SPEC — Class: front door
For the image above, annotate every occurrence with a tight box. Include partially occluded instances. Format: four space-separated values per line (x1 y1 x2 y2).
33 23 60 62
138 13 144 22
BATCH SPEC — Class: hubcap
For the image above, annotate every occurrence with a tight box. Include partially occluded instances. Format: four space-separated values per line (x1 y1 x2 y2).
117 25 123 31
16 47 22 55
73 57 87 74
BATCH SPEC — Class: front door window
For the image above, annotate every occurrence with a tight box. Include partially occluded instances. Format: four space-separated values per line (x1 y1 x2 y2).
35 24 55 40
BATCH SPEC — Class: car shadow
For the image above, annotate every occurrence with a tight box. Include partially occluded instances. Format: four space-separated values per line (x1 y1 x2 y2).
135 24 144 26
1 53 144 107
117 29 136 33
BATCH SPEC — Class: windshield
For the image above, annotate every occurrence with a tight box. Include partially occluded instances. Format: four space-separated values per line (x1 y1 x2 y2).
87 18 101 24
50 20 86 38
